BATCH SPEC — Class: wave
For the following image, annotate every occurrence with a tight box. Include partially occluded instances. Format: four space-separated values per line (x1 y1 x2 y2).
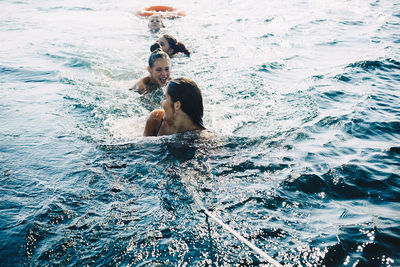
0 65 59 83
333 58 400 83
344 120 400 141
346 58 400 72
319 223 400 266
283 163 400 202
258 62 285 73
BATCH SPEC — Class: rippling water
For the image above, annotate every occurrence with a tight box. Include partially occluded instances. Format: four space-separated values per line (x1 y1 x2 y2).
1 0 399 266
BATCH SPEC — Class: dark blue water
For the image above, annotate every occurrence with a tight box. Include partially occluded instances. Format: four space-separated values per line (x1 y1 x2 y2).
1 0 399 266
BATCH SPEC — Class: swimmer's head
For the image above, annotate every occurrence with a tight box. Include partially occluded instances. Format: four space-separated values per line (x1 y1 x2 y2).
148 15 164 32
150 42 162 53
148 46 170 68
167 78 204 128
147 48 171 87
157 34 190 56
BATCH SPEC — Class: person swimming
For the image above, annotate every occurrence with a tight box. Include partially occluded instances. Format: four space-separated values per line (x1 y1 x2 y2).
150 34 190 57
148 14 165 32
143 77 205 136
129 48 171 94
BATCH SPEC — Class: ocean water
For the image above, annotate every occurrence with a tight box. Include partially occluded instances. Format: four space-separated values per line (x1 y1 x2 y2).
1 0 399 266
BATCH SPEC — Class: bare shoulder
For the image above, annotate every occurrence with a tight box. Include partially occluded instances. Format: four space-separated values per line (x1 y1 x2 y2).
129 76 150 94
143 109 164 136
149 109 164 121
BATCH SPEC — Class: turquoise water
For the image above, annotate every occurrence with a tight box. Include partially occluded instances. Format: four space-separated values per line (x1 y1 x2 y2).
1 0 399 265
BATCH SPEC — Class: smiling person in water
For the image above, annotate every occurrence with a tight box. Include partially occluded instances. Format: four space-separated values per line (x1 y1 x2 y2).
150 34 190 57
148 14 165 32
129 48 171 94
144 77 205 136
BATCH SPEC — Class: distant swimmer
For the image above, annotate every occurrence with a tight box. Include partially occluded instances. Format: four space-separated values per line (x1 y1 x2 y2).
129 48 171 94
148 14 164 32
143 77 205 136
150 34 190 57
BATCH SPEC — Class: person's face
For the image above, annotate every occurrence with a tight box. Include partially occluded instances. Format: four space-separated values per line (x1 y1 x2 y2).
157 37 173 55
149 58 170 86
149 16 162 31
161 92 175 121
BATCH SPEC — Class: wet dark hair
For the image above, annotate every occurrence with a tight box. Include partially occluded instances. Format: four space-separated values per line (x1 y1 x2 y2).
150 42 161 53
148 45 170 68
167 78 204 128
162 34 190 56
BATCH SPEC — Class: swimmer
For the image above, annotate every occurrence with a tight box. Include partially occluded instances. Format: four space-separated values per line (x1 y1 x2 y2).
144 77 205 136
129 48 171 94
148 14 164 32
150 34 190 57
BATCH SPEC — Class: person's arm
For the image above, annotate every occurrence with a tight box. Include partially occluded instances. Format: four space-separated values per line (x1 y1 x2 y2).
143 109 164 136
129 76 150 94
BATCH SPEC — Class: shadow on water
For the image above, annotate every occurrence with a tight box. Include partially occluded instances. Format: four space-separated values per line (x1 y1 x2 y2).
64 133 286 266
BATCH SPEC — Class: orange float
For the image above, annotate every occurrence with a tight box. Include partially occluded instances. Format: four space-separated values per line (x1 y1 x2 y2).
136 5 186 18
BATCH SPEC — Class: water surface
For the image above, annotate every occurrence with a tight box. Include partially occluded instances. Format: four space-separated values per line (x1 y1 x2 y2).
1 0 399 265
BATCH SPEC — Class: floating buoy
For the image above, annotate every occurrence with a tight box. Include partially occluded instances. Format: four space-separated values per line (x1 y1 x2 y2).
135 5 186 18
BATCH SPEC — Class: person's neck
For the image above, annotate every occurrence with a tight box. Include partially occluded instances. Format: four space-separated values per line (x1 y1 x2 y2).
146 76 162 92
170 112 200 134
